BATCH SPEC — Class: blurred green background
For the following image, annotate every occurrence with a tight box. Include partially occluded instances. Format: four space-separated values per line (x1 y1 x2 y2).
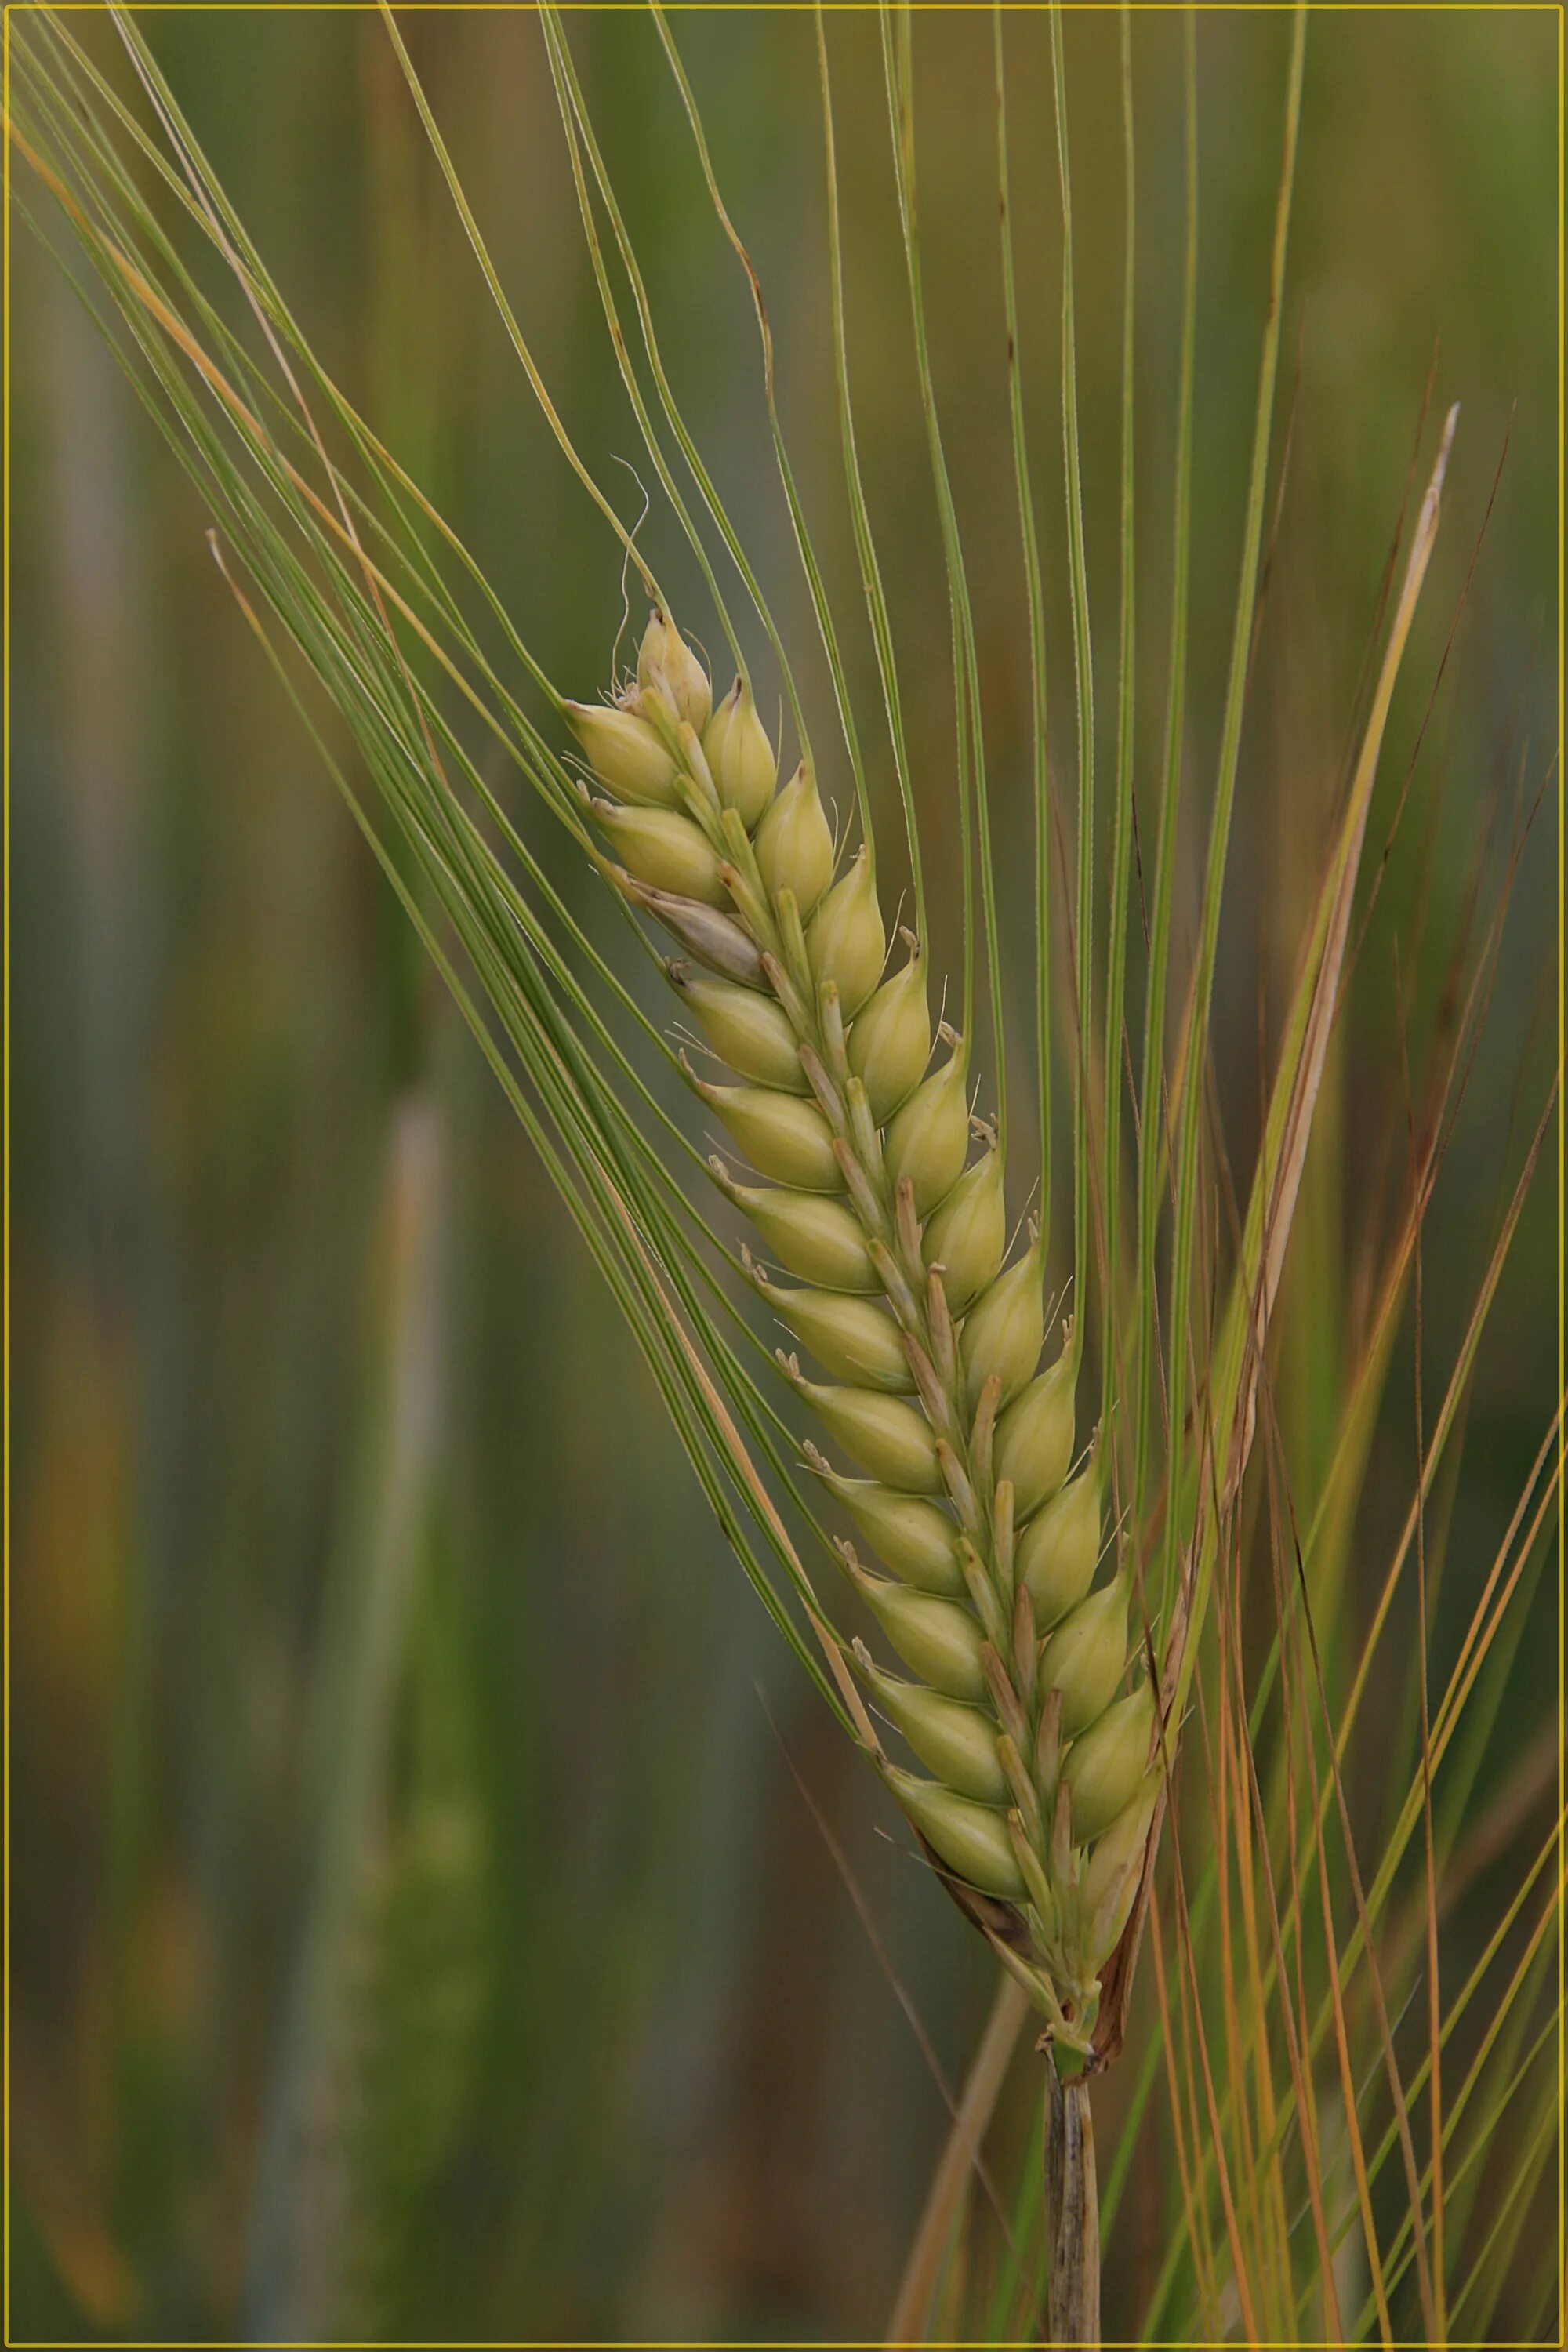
9 6 1558 2343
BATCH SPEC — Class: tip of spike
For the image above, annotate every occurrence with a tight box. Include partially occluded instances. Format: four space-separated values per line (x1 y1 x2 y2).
837 1541 880 1595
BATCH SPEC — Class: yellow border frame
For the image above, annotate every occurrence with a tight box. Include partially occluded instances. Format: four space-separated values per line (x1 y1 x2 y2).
2 5 1563 2347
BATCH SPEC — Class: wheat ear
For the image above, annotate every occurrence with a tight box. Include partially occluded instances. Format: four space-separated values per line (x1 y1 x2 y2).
568 607 1158 2063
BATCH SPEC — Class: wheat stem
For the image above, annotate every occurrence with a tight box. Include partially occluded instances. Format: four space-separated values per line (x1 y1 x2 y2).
1045 2063 1101 2347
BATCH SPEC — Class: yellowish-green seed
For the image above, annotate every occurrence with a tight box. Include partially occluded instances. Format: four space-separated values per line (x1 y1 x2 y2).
566 700 680 806
1063 1683 1156 1845
884 1044 971 1216
590 800 727 906
883 1765 1025 1899
754 761 834 916
808 845 887 1018
672 969 807 1093
845 1562 987 1700
848 950 931 1121
923 1145 1007 1312
1080 1772 1160 1954
633 884 764 985
814 1466 964 1592
765 1285 913 1391
1087 1864 1142 1972
960 1237 1045 1414
795 1380 944 1494
994 1333 1076 1518
1017 1457 1102 1628
727 1185 876 1290
1039 1573 1130 1739
702 676 776 828
695 1080 843 1191
636 606 711 733
855 1653 1008 1802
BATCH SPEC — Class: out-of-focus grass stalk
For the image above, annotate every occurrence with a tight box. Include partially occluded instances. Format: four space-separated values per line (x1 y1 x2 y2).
244 1096 446 2338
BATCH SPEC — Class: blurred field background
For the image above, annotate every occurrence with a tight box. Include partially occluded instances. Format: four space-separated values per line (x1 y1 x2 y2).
9 5 1559 2343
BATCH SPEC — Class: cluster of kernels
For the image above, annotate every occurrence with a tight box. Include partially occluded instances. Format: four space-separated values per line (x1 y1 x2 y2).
568 610 1160 2038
